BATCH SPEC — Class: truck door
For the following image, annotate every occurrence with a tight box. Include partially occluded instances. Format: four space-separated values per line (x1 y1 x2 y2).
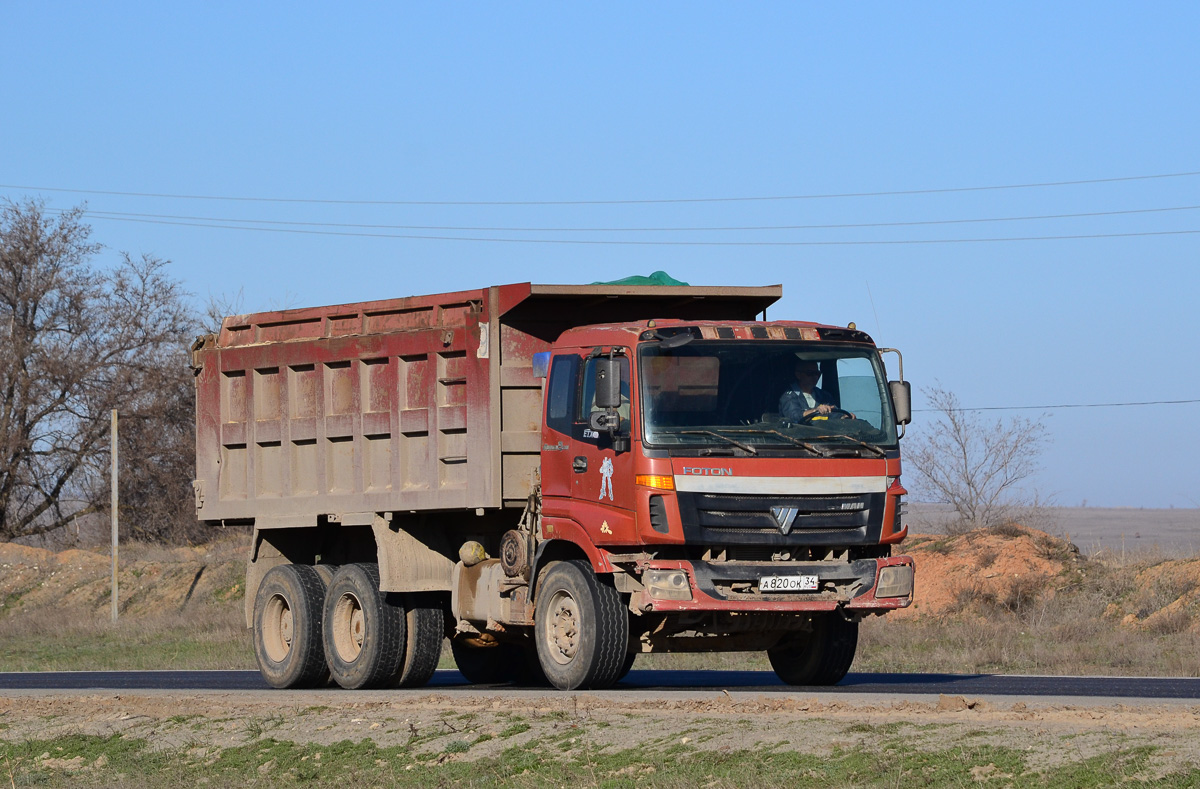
540 353 581 503
575 353 633 509
540 351 636 540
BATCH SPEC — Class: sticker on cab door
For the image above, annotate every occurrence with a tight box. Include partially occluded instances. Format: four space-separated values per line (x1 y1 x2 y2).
598 456 614 501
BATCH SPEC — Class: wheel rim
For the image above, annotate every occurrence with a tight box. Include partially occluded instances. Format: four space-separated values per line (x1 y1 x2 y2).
262 593 293 663
544 589 580 665
332 591 366 662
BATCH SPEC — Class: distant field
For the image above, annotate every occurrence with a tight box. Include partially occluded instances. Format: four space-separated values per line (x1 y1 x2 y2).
909 503 1200 556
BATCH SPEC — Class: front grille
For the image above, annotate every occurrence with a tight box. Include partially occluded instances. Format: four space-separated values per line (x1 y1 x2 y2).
691 492 871 530
676 491 884 547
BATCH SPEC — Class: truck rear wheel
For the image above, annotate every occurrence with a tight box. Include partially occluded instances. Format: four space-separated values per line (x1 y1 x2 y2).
767 614 858 686
313 564 337 587
392 594 444 688
534 560 628 690
253 564 329 689
323 563 405 690
449 639 547 686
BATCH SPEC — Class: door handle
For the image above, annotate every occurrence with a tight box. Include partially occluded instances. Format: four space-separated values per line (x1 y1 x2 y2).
572 456 588 473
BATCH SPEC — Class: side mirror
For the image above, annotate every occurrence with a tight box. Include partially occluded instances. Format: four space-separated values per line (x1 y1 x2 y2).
594 358 622 409
889 380 912 425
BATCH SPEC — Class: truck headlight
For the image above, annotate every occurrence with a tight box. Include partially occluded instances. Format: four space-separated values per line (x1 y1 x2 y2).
644 569 692 601
876 565 913 598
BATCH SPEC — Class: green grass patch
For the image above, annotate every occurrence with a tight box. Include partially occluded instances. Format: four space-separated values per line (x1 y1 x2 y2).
2 732 1200 788
842 722 905 735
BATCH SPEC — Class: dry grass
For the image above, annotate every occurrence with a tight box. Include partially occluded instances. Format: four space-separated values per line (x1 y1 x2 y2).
858 546 1200 677
0 533 251 672
0 601 251 672
988 521 1026 539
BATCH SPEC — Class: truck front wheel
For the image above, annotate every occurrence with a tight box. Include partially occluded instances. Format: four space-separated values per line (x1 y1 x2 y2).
322 563 405 689
253 564 329 689
534 560 628 690
767 614 858 686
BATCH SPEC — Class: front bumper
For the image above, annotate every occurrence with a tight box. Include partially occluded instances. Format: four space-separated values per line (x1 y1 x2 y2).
630 555 914 614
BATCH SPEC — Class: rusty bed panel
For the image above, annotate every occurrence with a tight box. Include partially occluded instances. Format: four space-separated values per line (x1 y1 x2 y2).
195 288 502 522
195 282 781 524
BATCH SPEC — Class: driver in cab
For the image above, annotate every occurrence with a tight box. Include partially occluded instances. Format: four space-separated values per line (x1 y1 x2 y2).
780 359 853 422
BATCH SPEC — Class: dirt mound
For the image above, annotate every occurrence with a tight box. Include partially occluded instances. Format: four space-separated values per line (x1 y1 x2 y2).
0 536 248 619
1102 558 1200 633
0 543 57 565
896 525 1080 619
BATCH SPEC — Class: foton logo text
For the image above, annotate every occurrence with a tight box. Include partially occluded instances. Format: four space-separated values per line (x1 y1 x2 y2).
680 467 734 476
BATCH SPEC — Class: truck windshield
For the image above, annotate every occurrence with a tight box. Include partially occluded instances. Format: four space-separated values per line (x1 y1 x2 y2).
638 341 898 453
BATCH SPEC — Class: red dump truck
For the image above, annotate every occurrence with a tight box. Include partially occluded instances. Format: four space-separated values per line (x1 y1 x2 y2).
192 281 914 691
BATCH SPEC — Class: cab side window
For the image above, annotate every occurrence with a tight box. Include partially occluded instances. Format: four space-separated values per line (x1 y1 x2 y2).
578 356 630 445
546 355 580 437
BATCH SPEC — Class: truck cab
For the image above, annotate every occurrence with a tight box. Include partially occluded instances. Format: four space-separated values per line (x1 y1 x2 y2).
532 320 914 686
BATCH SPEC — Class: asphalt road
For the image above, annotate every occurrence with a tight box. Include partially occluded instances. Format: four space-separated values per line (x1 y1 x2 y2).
2 669 1198 700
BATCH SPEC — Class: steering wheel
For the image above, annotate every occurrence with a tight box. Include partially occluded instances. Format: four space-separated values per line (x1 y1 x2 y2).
797 407 853 424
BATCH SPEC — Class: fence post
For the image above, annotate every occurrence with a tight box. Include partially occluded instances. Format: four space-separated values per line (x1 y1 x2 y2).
111 409 118 622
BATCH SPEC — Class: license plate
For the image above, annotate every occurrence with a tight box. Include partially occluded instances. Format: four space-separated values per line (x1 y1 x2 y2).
759 574 819 592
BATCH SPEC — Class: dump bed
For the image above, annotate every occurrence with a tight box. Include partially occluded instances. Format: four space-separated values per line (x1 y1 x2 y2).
192 281 780 526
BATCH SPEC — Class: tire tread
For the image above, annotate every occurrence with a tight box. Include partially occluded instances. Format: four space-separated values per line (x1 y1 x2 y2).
253 564 328 689
534 560 629 691
323 563 406 690
394 596 444 688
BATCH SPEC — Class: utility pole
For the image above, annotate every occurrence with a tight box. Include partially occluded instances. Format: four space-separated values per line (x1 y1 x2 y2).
111 410 118 622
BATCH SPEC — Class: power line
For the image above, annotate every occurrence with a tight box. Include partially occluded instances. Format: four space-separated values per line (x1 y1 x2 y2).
66 203 1200 233
51 213 1200 246
916 398 1200 413
5 168 1200 206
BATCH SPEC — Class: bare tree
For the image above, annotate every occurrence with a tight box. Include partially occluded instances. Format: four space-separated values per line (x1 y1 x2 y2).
0 199 197 542
203 288 243 335
105 330 200 543
906 384 1050 534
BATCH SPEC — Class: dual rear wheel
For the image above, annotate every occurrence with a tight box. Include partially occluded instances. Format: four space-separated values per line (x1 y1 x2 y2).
253 563 443 690
253 564 328 689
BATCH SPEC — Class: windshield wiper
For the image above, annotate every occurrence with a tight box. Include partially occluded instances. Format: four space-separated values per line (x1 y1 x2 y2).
676 430 758 455
809 434 887 458
721 428 831 457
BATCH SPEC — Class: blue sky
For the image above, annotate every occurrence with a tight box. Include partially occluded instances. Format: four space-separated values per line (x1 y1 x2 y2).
3 3 1197 508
